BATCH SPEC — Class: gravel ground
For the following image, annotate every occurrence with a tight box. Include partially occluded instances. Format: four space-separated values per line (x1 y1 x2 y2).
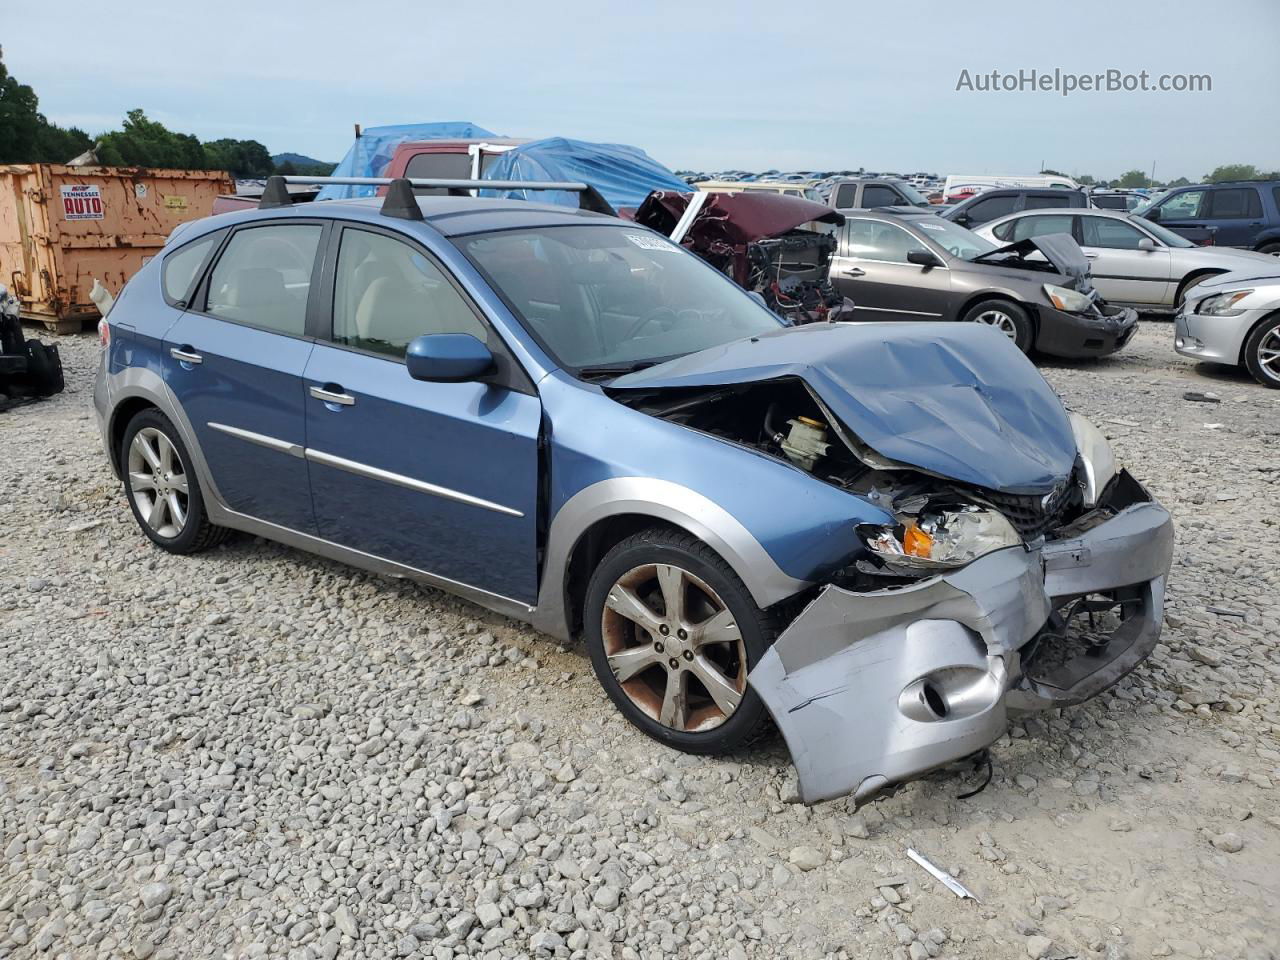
2 322 1278 960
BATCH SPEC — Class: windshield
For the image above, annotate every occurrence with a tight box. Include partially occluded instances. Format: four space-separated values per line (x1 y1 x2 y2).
894 181 932 207
1129 215 1193 247
913 217 997 259
457 225 784 372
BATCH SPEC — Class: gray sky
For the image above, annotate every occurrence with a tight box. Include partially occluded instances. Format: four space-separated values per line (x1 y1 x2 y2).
5 0 1278 180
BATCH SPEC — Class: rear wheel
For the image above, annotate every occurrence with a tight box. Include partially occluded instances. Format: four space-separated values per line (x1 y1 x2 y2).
1243 314 1280 389
121 409 228 553
961 299 1033 353
584 529 777 754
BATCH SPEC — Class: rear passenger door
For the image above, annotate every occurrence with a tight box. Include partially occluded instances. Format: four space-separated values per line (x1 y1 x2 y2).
302 224 542 604
1200 187 1264 247
163 220 325 533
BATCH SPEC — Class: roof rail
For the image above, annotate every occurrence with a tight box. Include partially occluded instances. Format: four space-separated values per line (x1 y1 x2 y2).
257 175 616 218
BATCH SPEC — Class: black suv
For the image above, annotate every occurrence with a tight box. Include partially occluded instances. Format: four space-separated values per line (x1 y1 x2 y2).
940 189 1090 229
1137 181 1280 253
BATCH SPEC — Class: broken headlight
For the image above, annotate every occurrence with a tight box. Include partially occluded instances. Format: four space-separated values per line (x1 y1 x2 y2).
859 506 1022 573
1042 283 1092 314
1068 412 1118 508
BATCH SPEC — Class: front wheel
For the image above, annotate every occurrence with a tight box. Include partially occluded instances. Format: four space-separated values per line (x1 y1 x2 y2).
1243 314 1280 389
961 299 1034 353
121 409 228 553
1256 241 1280 257
584 529 778 754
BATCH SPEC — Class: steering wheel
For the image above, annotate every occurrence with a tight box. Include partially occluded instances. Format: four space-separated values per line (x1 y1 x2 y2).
624 306 681 340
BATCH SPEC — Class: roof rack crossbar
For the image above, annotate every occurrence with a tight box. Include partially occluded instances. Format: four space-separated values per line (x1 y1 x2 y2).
257 175 616 216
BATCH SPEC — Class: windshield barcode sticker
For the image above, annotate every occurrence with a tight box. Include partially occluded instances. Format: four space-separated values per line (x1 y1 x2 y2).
625 233 676 251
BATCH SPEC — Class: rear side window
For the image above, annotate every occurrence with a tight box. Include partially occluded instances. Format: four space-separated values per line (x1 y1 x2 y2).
205 224 322 336
1274 187 1280 212
403 153 472 195
1206 188 1262 219
332 228 487 358
162 234 218 306
1024 194 1073 210
1010 214 1074 242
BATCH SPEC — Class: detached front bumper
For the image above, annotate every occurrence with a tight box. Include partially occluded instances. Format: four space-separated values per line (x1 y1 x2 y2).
1035 303 1138 359
749 472 1173 805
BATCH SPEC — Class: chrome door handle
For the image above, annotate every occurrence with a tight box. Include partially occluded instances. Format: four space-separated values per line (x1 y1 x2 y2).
170 347 203 364
840 267 866 278
310 385 355 406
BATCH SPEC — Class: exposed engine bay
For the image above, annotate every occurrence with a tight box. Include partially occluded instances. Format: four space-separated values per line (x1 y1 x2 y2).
614 376 1093 585
746 233 847 323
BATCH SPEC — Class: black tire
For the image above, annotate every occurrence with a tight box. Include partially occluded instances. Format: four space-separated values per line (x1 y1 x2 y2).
1256 241 1280 257
1175 272 1216 307
24 340 64 397
120 408 229 553
960 299 1034 353
584 528 782 755
1243 313 1280 389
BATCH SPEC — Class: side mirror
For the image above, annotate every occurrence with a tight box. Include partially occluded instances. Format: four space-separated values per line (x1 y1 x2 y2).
907 249 942 268
1137 237 1156 251
1144 207 1161 222
406 333 494 383
953 213 969 225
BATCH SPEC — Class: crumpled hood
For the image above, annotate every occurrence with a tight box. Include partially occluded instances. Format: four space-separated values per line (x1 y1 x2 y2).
973 234 1092 287
611 323 1077 495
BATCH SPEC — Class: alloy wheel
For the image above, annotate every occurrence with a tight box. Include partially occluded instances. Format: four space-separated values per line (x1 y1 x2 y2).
1257 328 1280 382
974 309 1018 339
600 563 747 733
127 427 189 538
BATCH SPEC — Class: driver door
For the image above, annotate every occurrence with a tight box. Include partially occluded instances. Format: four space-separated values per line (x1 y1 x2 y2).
830 218 951 321
303 225 542 604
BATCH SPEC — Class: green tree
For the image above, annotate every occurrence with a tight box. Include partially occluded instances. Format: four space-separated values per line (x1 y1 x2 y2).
1040 168 1066 177
96 109 208 170
204 138 274 178
1116 169 1151 188
275 160 298 176
1205 164 1257 183
0 48 91 163
1167 176 1192 188
1076 174 1096 186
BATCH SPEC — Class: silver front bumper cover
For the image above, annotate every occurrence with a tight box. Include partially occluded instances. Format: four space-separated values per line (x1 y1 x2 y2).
749 484 1173 805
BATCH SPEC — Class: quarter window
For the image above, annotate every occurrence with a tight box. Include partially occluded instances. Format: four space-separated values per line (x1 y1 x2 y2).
332 228 487 359
162 234 218 305
845 220 929 263
1080 216 1147 249
205 224 322 336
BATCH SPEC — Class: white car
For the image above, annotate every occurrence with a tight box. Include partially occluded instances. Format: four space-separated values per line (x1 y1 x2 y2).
974 209 1278 311
1176 270 1280 388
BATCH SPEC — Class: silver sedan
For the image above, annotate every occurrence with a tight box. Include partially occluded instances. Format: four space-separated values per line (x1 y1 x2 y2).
1175 269 1280 388
974 209 1278 311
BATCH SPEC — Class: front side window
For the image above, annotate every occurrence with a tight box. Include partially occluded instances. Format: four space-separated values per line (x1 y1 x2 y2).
845 219 930 262
162 233 218 305
964 194 1017 224
458 225 781 371
863 184 904 208
1157 189 1204 219
205 224 322 336
1080 216 1146 249
332 229 487 358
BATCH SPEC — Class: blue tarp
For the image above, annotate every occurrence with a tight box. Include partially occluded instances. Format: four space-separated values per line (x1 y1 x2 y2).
316 122 496 200
481 137 690 211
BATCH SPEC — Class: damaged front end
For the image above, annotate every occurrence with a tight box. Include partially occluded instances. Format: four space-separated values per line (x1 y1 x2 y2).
609 323 1173 806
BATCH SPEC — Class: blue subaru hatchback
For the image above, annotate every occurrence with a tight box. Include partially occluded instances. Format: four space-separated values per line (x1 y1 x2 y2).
95 176 1173 805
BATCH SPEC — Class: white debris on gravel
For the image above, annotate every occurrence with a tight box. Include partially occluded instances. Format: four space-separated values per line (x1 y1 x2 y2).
1 324 1278 960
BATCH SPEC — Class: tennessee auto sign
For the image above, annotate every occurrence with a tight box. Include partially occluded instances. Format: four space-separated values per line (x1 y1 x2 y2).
60 184 104 221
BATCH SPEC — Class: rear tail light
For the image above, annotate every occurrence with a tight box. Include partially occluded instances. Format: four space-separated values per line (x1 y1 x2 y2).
98 318 110 348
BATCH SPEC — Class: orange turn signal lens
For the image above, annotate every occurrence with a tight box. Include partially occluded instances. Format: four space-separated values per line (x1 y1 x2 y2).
903 522 933 558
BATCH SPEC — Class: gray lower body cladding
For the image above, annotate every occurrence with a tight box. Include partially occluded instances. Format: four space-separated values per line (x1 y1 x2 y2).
748 476 1173 805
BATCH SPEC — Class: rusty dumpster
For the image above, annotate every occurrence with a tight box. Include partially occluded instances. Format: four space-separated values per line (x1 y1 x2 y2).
0 165 233 333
